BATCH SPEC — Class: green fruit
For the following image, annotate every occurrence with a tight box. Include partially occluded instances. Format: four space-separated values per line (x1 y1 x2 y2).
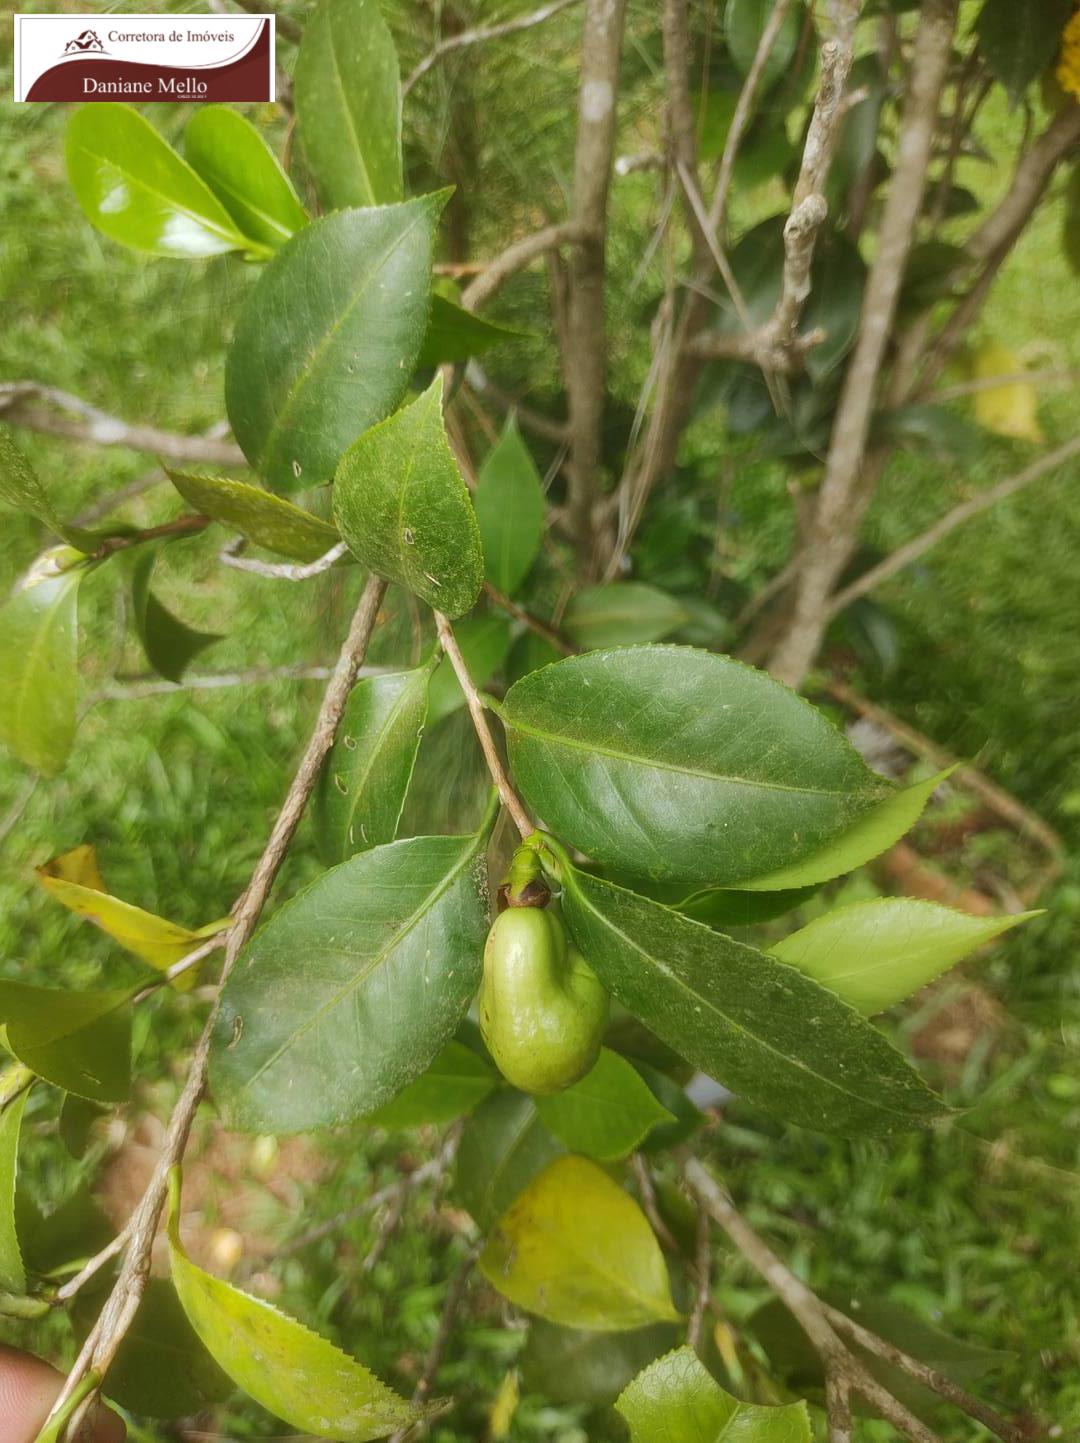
479 907 608 1095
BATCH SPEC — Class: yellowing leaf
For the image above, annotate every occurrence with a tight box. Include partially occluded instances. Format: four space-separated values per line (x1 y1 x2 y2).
479 1155 680 1332
972 341 1044 442
487 1368 520 1441
617 1346 811 1443
36 846 227 991
166 1169 423 1441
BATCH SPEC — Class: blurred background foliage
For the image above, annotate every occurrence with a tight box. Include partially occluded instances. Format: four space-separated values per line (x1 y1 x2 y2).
1 0 1078 1438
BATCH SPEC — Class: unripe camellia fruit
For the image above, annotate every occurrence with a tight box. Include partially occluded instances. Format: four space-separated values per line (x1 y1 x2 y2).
479 906 608 1095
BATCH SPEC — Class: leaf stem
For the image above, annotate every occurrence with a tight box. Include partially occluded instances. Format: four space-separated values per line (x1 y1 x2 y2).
433 611 533 839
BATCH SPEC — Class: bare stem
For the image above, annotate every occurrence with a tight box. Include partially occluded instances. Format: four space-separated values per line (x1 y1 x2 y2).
403 0 582 96
433 612 533 838
44 575 388 1440
218 540 348 581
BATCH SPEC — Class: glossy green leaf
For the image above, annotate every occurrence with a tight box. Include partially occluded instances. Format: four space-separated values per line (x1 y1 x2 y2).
564 583 689 650
364 1040 498 1129
556 865 947 1137
500 647 888 886
66 103 251 259
521 1318 678 1408
167 1171 421 1439
211 831 491 1132
0 981 131 1103
617 1346 811 1443
427 615 512 726
36 844 227 991
58 1094 107 1160
418 295 524 369
334 376 483 618
0 552 86 777
770 899 1037 1015
479 1155 680 1331
0 1092 28 1294
474 417 547 596
671 883 820 927
0 428 94 549
628 1060 704 1153
17 1182 112 1280
166 469 339 562
507 631 563 685
185 106 307 253
455 1090 564 1230
313 665 432 864
749 1292 1010 1424
976 0 1071 104
76 1279 233 1419
131 548 220 684
725 0 805 93
225 196 442 491
738 769 948 891
534 1048 673 1161
295 0 403 210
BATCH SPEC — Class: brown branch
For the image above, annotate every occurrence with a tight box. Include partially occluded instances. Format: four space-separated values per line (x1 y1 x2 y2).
462 364 570 445
768 0 959 688
826 434 1080 616
87 513 211 560
930 366 1080 404
402 0 583 96
0 383 244 467
562 0 628 566
825 1368 853 1443
482 582 575 655
460 223 588 313
433 612 534 839
47 575 388 1438
682 1158 1021 1443
686 1203 712 1353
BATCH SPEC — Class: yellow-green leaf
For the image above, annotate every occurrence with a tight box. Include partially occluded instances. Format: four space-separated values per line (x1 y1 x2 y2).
0 981 131 1103
0 1090 29 1294
166 469 340 563
534 1049 674 1161
616 1346 811 1443
769 899 1038 1015
479 1155 680 1332
972 341 1044 442
36 845 227 990
166 1170 423 1440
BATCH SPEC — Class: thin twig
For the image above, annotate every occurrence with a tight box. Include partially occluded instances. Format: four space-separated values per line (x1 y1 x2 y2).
826 434 1080 616
686 1203 711 1352
53 1225 133 1306
218 540 348 581
930 366 1080 404
389 1241 484 1443
482 582 574 655
460 223 588 312
87 514 211 560
433 612 533 839
0 383 244 467
630 1153 681 1255
403 0 582 95
46 576 388 1440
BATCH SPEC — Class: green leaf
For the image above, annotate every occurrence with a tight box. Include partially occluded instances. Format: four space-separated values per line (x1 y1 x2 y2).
874 405 982 461
500 647 888 886
76 1279 233 1419
474 417 547 596
479 1155 680 1331
749 1292 1010 1424
563 583 689 650
628 1060 704 1153
534 1049 673 1161
36 844 227 991
725 0 805 93
184 106 307 253
167 1171 421 1440
66 103 251 259
18 1182 113 1280
166 469 339 563
418 295 524 369
617 1345 811 1443
0 981 131 1103
58 1094 107 1160
427 615 512 726
294 0 403 209
0 552 86 777
738 769 948 891
976 0 1071 104
670 883 820 926
521 1318 678 1408
0 427 94 549
314 666 432 864
364 1040 498 1129
454 1090 565 1230
334 376 484 618
131 548 220 684
210 831 491 1133
225 196 442 491
0 1092 28 1294
770 899 1037 1016
555 865 947 1137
